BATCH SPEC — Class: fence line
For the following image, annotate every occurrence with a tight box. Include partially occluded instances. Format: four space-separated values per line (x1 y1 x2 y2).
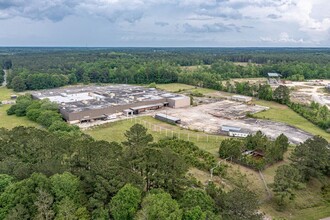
127 116 223 143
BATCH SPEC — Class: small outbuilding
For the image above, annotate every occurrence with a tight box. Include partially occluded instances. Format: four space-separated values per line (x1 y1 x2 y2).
267 72 282 85
155 113 181 124
221 125 250 138
267 72 282 78
231 95 252 103
10 95 18 99
167 96 190 108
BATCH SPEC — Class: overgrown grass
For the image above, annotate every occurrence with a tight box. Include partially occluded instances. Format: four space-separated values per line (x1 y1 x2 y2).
85 116 226 155
260 178 330 220
253 100 330 141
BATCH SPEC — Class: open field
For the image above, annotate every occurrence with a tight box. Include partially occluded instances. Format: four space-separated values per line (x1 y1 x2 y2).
85 116 226 155
254 100 330 141
0 105 39 129
157 83 217 95
156 83 196 92
0 87 15 101
0 87 38 129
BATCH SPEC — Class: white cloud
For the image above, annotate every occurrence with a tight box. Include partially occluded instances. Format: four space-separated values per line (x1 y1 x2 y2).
0 0 329 46
260 32 304 44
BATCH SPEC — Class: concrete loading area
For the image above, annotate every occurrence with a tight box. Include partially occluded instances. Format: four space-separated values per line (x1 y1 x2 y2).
160 100 312 144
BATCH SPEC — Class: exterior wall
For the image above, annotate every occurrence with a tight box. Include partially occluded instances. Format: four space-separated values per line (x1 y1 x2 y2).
63 98 166 122
221 126 241 132
155 115 180 124
229 131 249 137
167 96 190 108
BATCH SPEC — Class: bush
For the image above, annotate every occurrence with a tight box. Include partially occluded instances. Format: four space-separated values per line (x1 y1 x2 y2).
48 121 78 132
37 110 62 127
26 109 42 121
148 82 157 88
190 91 204 97
6 105 17 115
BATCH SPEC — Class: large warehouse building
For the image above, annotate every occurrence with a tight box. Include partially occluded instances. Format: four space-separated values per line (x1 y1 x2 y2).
32 85 190 124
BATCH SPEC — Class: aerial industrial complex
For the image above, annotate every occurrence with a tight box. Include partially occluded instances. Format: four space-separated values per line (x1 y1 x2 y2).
32 85 190 124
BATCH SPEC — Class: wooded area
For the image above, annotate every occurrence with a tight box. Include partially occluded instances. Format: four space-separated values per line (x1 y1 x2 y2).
1 48 330 92
0 125 262 220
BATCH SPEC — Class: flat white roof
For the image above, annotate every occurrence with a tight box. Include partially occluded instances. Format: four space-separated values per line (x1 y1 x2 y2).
155 113 181 121
42 92 105 104
168 96 189 100
268 72 281 77
232 95 252 99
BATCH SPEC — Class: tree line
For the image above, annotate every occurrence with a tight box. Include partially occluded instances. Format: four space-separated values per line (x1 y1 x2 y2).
1 47 330 92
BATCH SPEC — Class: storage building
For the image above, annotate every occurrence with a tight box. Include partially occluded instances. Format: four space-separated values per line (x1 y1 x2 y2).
155 113 181 124
231 95 252 103
166 96 190 108
221 125 250 138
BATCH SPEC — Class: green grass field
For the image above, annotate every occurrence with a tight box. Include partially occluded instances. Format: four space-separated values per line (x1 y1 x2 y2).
0 87 16 101
85 116 226 155
0 105 39 129
156 83 217 95
156 83 196 92
0 87 39 129
253 100 330 141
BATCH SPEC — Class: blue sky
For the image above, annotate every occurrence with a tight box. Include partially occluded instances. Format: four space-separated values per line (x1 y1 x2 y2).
0 0 329 47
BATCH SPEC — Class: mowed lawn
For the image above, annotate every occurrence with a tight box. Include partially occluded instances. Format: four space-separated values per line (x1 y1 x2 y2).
0 105 39 129
253 100 330 141
85 116 226 155
0 87 16 101
0 87 39 129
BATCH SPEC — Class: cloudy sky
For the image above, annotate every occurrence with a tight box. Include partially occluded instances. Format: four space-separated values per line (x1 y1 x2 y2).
0 0 329 47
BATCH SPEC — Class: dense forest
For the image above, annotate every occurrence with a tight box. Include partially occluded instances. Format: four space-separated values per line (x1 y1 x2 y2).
1 47 330 92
